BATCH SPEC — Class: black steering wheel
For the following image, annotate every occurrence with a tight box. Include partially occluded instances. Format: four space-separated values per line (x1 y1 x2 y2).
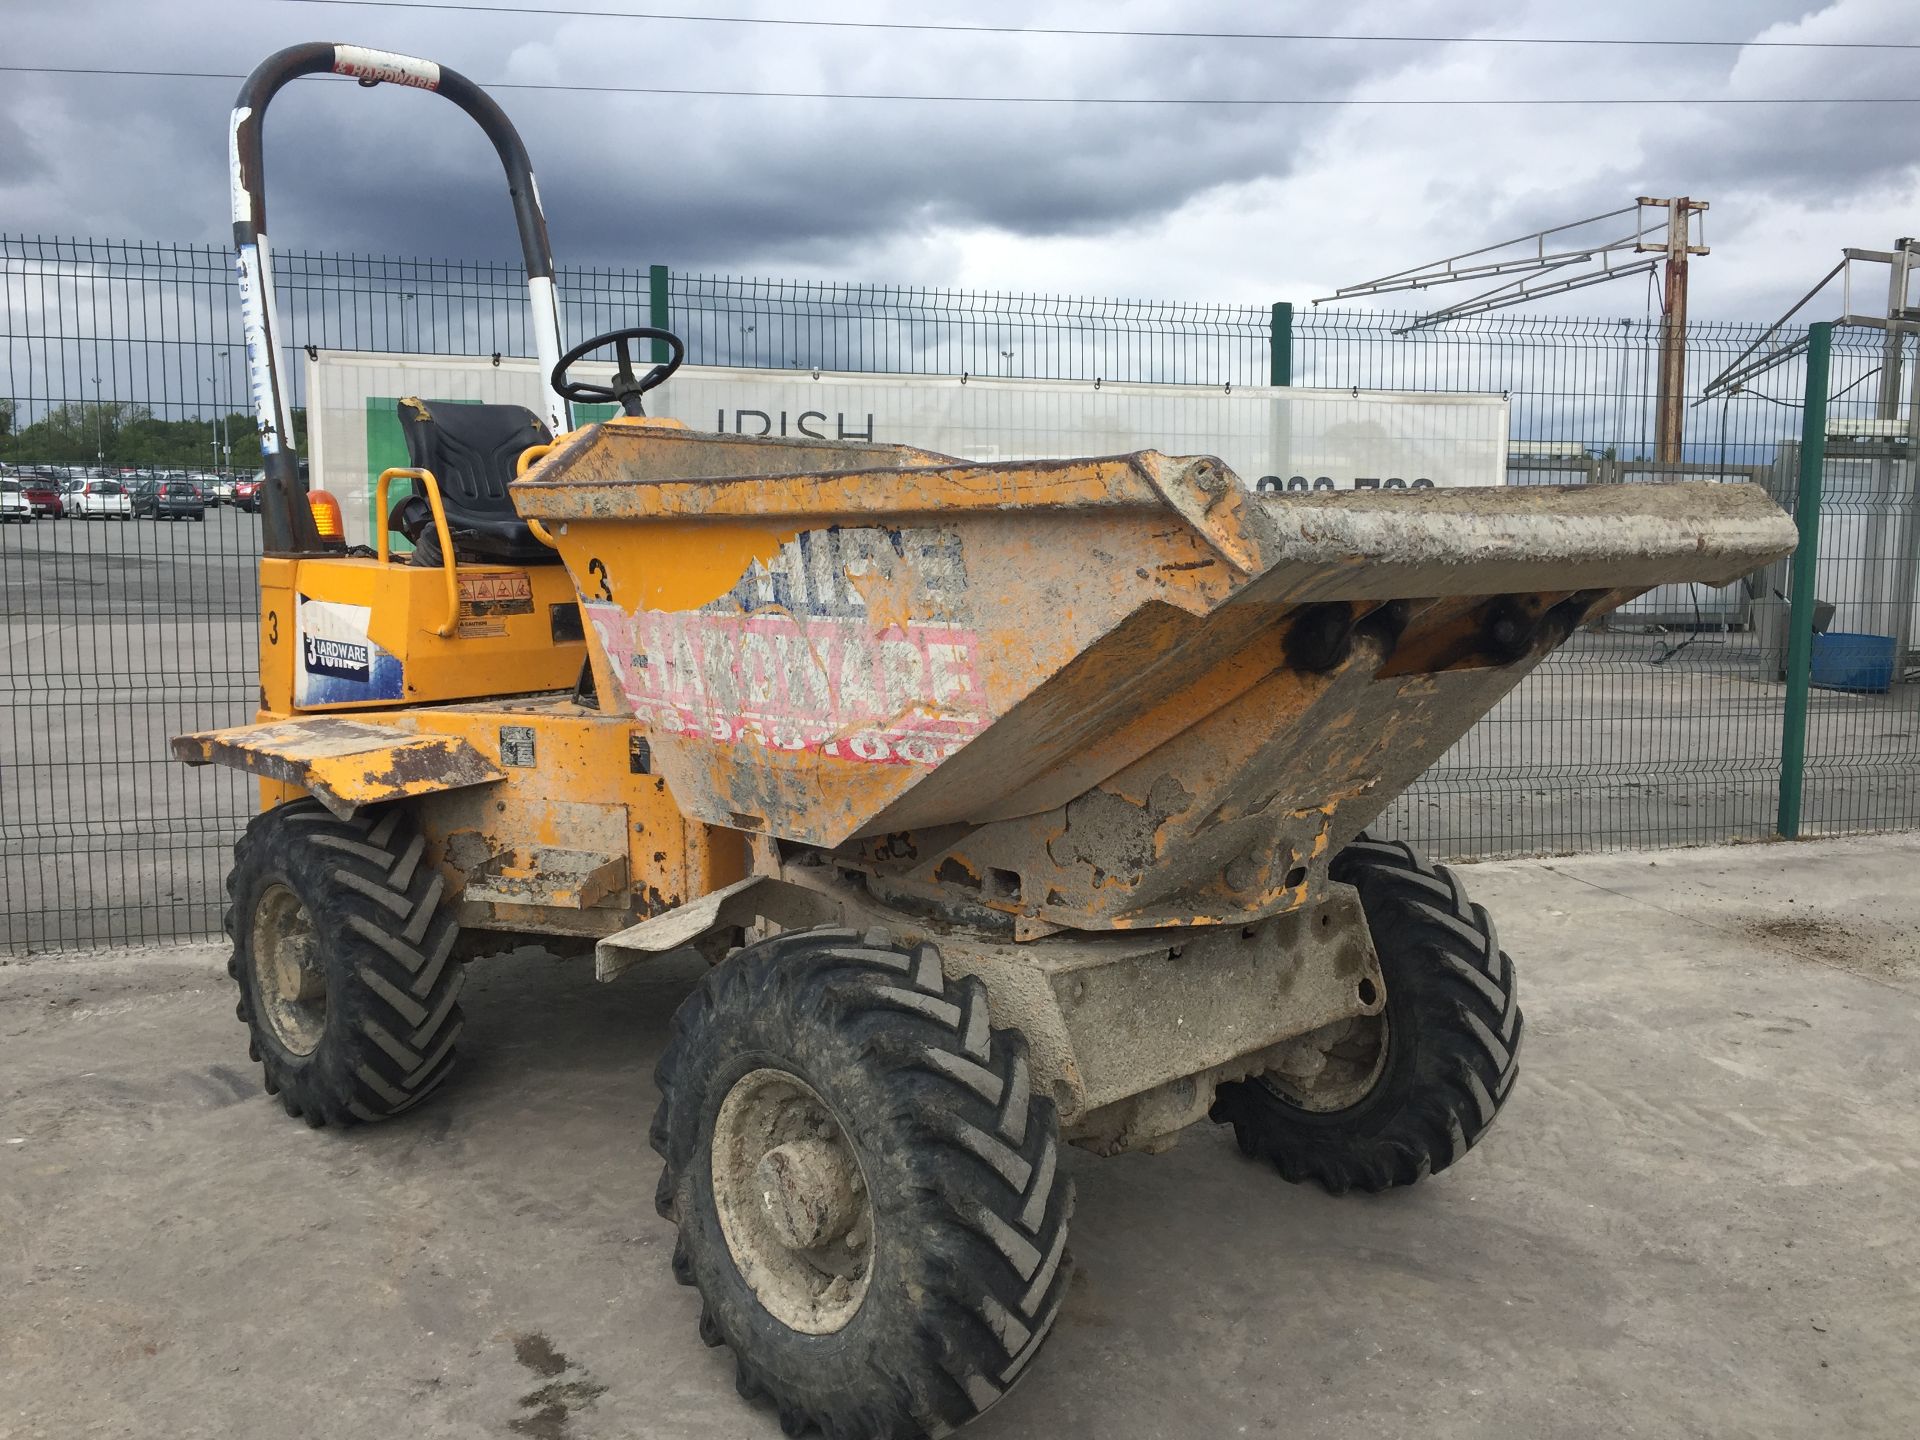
550 325 686 417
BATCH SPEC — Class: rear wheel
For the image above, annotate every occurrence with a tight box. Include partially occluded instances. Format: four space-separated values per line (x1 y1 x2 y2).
1211 837 1522 1193
226 798 465 1126
652 927 1072 1438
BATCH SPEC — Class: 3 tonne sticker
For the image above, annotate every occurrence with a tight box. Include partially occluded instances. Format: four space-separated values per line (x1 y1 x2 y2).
294 596 404 706
304 633 370 682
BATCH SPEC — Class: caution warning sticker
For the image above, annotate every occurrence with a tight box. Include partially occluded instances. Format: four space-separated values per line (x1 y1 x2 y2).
458 572 535 618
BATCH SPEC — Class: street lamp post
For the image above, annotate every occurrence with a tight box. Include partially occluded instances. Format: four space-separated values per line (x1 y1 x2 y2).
213 347 231 472
207 349 232 475
91 375 104 465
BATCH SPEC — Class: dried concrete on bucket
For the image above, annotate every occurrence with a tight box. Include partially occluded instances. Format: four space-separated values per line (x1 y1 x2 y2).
1237 475 1798 587
3 833 1917 1439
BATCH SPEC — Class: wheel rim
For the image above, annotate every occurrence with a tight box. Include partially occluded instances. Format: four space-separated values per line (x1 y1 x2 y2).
1257 1015 1391 1114
250 883 327 1056
710 1068 875 1335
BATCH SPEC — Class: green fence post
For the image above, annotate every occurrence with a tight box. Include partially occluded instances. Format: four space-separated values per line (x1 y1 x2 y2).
1269 302 1293 387
1777 320 1834 840
649 263 671 363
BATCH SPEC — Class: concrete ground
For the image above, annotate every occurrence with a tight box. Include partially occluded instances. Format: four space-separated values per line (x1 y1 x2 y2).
4 835 1918 1440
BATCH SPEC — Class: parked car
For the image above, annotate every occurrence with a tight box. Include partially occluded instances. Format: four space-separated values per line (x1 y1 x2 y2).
19 471 65 517
133 478 208 522
235 459 309 514
0 479 34 524
187 472 227 506
70 479 134 520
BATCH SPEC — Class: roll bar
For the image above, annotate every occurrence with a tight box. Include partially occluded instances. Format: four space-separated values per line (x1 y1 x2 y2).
230 43 571 554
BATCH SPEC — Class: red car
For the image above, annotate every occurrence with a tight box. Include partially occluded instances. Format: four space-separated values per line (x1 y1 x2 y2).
235 460 305 513
19 472 65 518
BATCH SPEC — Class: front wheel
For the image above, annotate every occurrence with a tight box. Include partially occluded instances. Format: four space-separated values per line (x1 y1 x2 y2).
1211 837 1522 1194
225 798 465 1126
652 927 1073 1438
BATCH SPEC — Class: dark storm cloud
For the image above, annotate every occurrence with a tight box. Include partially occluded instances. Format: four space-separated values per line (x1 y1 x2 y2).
1 0 1915 315
0 0 1503 259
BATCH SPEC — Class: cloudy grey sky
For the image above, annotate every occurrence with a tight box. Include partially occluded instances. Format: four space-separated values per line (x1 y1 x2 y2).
3 0 1916 319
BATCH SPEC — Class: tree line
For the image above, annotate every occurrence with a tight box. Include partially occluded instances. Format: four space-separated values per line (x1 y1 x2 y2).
0 400 305 472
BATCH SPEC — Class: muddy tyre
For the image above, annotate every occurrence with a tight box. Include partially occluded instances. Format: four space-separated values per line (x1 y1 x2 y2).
651 927 1072 1439
225 798 464 1127
1211 836 1522 1194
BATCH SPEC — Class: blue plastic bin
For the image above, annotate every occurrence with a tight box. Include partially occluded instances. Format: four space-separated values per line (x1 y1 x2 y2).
1810 631 1896 693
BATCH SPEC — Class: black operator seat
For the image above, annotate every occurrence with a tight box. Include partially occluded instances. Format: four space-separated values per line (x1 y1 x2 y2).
392 396 556 565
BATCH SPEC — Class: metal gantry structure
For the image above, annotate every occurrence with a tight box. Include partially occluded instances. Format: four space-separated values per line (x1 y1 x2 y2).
1701 237 1920 402
1319 197 1710 462
1703 238 1920 680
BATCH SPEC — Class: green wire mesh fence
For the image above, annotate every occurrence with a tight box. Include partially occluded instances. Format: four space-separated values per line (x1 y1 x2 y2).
1785 324 1920 838
2 235 1915 949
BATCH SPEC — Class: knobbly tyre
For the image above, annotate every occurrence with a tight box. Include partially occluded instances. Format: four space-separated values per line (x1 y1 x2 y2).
176 42 1800 1440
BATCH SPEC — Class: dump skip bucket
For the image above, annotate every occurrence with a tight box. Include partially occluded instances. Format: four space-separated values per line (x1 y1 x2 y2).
512 418 1796 925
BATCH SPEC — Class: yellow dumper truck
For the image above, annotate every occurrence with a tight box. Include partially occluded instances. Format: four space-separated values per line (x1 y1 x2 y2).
177 42 1798 1439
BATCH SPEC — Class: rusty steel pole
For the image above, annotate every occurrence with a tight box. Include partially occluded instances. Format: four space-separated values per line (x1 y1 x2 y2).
1655 196 1693 467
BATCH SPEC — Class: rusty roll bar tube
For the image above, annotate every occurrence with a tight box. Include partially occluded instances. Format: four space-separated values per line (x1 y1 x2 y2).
230 42 571 555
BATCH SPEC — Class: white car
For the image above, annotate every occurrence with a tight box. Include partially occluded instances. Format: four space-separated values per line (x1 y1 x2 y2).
0 479 33 524
71 479 134 520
